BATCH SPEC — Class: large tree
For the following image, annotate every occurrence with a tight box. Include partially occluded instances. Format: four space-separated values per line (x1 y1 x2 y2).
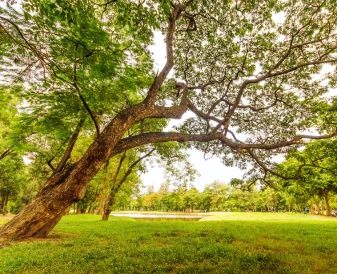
1 0 337 240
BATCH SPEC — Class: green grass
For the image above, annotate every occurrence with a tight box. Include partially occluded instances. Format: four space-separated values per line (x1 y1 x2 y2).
0 220 7 226
1 213 337 273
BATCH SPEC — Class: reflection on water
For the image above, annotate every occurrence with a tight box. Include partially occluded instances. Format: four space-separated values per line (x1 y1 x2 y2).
111 213 204 221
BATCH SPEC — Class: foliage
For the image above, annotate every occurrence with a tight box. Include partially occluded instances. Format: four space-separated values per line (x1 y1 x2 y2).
1 0 337 184
1 0 337 239
273 139 337 214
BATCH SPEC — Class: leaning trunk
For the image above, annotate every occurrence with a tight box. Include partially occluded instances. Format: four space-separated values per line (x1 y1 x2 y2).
102 189 118 221
0 102 151 241
0 6 187 240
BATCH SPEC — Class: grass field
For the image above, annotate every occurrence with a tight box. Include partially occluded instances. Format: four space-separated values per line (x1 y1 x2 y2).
1 212 337 273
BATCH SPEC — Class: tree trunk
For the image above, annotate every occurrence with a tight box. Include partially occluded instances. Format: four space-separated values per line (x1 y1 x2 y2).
101 148 154 221
64 206 71 215
2 195 8 216
0 196 5 215
96 164 109 215
312 195 320 215
0 7 193 241
97 179 109 215
0 99 169 241
102 189 117 221
309 204 314 215
0 115 127 241
322 189 331 216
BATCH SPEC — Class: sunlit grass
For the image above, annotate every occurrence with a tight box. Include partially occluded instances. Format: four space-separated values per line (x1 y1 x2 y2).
1 213 337 273
199 211 335 221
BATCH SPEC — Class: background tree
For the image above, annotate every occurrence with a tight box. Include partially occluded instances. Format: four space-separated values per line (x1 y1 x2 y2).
273 139 337 215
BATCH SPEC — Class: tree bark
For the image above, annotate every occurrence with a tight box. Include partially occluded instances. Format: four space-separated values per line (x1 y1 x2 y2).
64 206 71 215
0 98 190 241
102 189 118 221
97 176 109 215
322 189 331 216
312 195 320 215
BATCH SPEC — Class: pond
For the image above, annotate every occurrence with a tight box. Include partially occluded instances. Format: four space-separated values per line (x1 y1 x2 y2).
111 213 205 221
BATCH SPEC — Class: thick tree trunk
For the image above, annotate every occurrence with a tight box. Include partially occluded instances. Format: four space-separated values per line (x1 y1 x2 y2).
0 99 183 240
0 105 137 240
312 195 320 215
322 189 331 216
0 6 190 241
97 179 109 215
96 163 110 215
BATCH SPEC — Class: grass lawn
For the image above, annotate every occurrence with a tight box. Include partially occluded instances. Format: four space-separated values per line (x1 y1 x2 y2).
1 212 337 273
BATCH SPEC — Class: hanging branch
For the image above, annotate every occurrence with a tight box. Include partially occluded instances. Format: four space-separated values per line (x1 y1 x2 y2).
73 43 100 136
0 148 13 161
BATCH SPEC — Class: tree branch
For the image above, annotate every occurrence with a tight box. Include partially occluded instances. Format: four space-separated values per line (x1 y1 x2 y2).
54 118 85 173
112 148 155 192
0 148 13 161
145 3 191 104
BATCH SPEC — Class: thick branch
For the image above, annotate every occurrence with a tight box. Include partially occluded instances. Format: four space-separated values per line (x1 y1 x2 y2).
110 128 337 159
145 3 191 104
